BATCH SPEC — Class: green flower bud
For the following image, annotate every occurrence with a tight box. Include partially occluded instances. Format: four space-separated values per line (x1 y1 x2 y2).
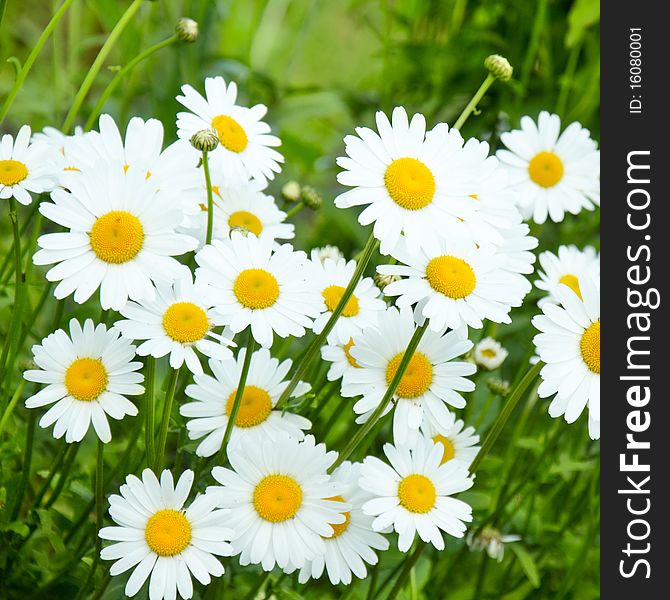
281 181 302 203
175 17 199 43
190 129 219 152
301 185 322 210
484 54 513 81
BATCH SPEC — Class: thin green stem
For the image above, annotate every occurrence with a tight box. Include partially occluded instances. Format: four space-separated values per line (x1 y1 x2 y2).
10 411 36 520
519 0 549 93
0 379 26 436
285 201 305 218
453 73 496 130
276 233 379 409
61 0 144 132
203 149 215 245
143 357 156 468
386 542 426 600
44 443 80 509
154 366 181 471
31 442 69 508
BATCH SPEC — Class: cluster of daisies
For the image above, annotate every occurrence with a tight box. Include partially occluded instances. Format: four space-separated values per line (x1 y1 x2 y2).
2 72 600 598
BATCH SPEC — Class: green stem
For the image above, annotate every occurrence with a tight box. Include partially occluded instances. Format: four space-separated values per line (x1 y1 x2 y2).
0 379 26 436
10 411 36 520
519 0 549 93
143 357 156 468
453 73 496 130
154 366 181 471
44 443 80 509
84 34 178 130
61 0 144 132
31 442 69 508
0 0 77 124
203 149 215 245
276 233 379 409
387 542 426 600
331 321 429 472
285 201 305 218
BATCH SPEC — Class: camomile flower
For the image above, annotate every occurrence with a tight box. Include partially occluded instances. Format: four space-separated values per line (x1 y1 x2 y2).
34 162 197 310
467 527 521 562
321 329 365 383
289 462 389 585
420 414 480 469
311 245 344 265
473 337 508 370
99 469 234 600
342 306 475 445
115 270 234 376
359 436 474 551
32 125 96 176
1 124 55 204
379 236 529 331
180 348 312 457
532 276 600 439
195 231 322 348
311 254 386 345
497 111 600 224
207 434 348 572
497 222 538 283
176 76 283 184
23 319 143 443
535 244 600 306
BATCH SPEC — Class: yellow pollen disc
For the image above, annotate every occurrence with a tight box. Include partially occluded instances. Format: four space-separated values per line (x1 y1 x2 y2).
528 151 564 188
145 509 192 557
580 321 600 374
386 352 433 399
253 475 303 522
211 115 248 153
432 434 456 464
323 495 350 539
343 338 360 368
559 274 582 299
0 159 29 186
228 210 263 236
225 385 273 427
64 358 108 401
398 474 437 513
162 302 209 343
234 269 280 309
384 157 436 210
480 348 497 358
425 255 476 299
89 211 144 264
322 285 360 317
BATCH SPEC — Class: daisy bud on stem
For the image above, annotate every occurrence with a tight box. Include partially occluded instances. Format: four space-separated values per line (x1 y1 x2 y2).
484 54 514 81
281 180 302 202
301 185 322 210
191 130 219 244
374 272 401 293
175 17 198 43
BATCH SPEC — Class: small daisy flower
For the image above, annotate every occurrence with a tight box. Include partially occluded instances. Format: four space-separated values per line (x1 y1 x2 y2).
497 111 600 224
176 76 283 184
342 306 475 445
311 245 344 265
321 329 365 382
467 527 521 562
473 337 508 370
532 276 600 439
32 125 96 175
99 469 234 600
195 231 322 348
535 244 600 306
180 348 311 457
23 319 143 443
359 436 474 552
420 414 480 469
115 270 234 376
1 124 55 204
207 434 348 572
34 163 197 310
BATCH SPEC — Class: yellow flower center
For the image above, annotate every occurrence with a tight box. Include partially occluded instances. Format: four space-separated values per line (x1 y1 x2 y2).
528 151 564 188
0 159 28 186
386 352 433 399
234 269 280 309
211 115 248 153
480 348 497 359
322 285 360 317
559 274 582 299
343 338 360 368
64 358 108 401
162 302 209 343
432 434 456 464
89 211 144 264
144 509 192 557
425 255 476 299
398 474 436 513
228 210 263 236
384 157 436 210
323 495 350 539
580 321 600 374
253 474 303 522
225 385 273 427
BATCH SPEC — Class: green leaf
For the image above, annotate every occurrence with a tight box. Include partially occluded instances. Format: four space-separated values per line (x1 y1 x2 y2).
510 544 541 588
566 0 600 47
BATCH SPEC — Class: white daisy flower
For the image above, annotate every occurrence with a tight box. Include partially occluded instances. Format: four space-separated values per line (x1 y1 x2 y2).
342 306 475 445
321 329 365 383
195 231 322 348
33 163 197 310
1 124 55 204
532 276 600 439
311 245 344 265
32 125 96 175
289 462 389 585
115 270 234 376
420 414 480 468
473 337 508 370
379 236 530 331
176 76 283 184
467 527 521 562
207 434 349 572
311 253 386 345
496 222 538 284
180 348 311 457
535 244 600 306
359 436 474 551
23 319 143 443
497 111 600 224
99 469 234 600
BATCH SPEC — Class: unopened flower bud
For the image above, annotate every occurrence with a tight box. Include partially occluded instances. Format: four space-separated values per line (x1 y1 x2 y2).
281 181 301 203
374 272 400 292
301 185 322 210
190 129 219 152
485 54 513 81
487 377 511 397
176 17 199 43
